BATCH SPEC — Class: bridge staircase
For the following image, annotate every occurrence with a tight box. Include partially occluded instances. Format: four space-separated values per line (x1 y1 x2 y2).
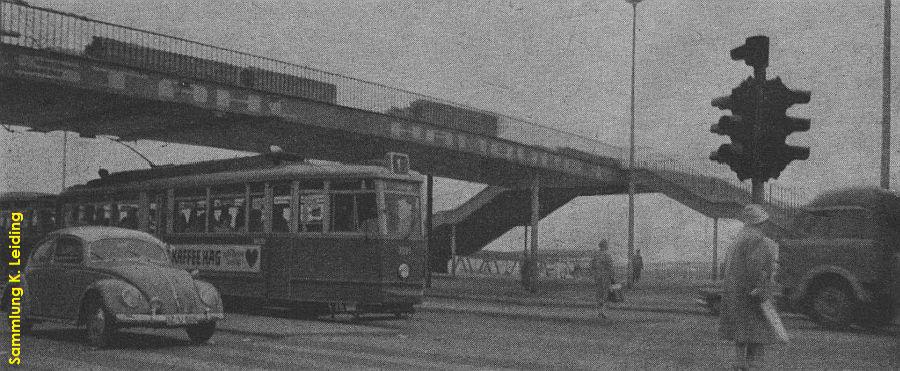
429 186 594 272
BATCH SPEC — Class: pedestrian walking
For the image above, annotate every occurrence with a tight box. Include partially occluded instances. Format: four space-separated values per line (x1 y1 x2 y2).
631 248 644 283
719 204 787 370
590 240 614 319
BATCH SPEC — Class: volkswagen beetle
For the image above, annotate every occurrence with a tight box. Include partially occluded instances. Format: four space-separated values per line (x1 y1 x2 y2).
3 226 224 347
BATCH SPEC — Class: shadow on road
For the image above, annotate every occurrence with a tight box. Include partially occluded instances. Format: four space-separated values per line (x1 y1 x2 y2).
23 327 196 350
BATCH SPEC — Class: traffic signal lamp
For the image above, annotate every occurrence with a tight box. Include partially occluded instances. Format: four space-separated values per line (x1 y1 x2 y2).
730 36 769 69
759 145 810 180
710 77 755 181
756 78 811 179
709 143 753 181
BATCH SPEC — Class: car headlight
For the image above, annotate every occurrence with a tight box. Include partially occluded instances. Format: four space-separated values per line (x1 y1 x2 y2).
197 285 219 307
121 286 143 308
398 263 410 279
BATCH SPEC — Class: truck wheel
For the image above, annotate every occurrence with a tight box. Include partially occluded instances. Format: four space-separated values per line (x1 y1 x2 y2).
186 321 216 344
809 281 857 328
85 301 117 348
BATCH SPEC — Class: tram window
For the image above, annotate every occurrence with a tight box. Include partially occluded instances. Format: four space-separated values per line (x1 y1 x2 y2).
148 202 159 234
212 199 243 233
117 203 139 229
299 193 327 232
189 200 208 233
385 193 421 238
174 199 207 233
330 193 376 233
357 194 377 223
34 208 56 229
211 185 245 233
175 188 208 233
78 205 96 226
273 183 292 233
64 205 76 226
95 203 115 226
331 194 355 232
249 196 264 232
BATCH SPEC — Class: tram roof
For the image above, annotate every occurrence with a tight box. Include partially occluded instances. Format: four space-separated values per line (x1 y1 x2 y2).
0 191 58 202
63 153 422 194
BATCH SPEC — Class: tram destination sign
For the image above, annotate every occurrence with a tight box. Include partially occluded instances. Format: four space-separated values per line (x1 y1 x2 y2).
170 244 261 273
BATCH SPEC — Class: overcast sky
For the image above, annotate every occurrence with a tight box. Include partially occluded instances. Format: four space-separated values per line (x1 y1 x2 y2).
1 0 897 261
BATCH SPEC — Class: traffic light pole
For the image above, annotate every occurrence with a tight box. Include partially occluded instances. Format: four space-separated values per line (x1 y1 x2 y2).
751 65 766 204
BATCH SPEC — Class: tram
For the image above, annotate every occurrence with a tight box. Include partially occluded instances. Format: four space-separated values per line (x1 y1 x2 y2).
0 192 59 274
57 152 426 316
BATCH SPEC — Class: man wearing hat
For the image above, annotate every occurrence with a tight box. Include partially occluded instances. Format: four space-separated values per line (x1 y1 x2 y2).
719 204 786 370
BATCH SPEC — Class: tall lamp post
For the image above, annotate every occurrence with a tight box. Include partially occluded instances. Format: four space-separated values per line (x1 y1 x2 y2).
882 0 892 190
625 0 643 288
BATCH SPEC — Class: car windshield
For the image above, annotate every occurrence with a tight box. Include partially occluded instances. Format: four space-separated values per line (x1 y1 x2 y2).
90 238 168 263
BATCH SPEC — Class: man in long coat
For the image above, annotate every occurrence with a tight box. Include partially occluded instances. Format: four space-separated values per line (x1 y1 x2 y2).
719 204 786 370
590 240 614 319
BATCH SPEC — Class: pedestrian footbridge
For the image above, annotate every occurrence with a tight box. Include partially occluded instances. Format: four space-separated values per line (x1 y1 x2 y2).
0 2 807 271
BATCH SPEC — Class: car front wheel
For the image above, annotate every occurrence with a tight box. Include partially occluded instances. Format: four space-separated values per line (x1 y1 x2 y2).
185 321 216 344
85 303 117 348
809 280 857 328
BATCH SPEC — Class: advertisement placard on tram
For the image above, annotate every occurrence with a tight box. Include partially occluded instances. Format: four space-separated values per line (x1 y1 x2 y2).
170 244 261 273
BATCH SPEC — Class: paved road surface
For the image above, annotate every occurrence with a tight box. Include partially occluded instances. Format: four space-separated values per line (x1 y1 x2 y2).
3 299 897 369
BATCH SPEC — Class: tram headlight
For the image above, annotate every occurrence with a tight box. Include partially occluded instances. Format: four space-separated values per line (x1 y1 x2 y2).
120 286 143 308
398 263 410 279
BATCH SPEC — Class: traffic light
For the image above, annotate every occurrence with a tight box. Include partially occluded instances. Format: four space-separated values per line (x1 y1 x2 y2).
757 77 811 179
710 35 811 187
709 143 753 181
730 35 769 69
710 78 755 181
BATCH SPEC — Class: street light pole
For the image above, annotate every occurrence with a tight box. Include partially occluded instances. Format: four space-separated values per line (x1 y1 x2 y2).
625 0 642 288
882 0 892 190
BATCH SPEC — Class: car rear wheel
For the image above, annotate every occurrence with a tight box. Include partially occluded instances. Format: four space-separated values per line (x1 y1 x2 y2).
809 280 857 328
185 321 216 344
85 302 117 348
